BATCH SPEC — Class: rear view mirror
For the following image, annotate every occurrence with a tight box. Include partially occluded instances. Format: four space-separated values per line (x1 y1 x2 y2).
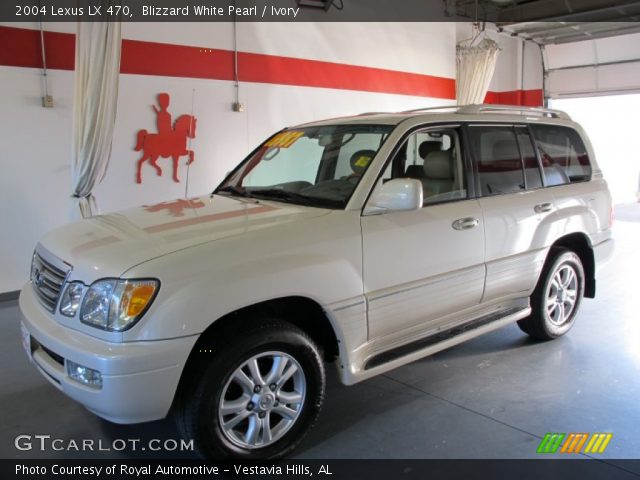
318 135 334 147
363 178 423 215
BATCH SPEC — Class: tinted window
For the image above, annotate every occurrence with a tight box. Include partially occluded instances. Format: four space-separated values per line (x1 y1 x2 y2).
516 129 543 190
469 126 525 196
530 125 591 186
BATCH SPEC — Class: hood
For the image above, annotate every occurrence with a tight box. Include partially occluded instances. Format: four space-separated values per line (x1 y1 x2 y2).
39 195 330 283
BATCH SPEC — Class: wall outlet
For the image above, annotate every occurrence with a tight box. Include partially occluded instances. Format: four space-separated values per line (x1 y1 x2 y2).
42 95 54 108
232 102 244 112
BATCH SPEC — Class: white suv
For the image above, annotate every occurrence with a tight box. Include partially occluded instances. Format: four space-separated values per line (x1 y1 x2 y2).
19 105 613 459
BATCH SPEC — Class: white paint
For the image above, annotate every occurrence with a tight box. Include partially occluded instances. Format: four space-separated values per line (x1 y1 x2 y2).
0 66 73 292
241 22 456 78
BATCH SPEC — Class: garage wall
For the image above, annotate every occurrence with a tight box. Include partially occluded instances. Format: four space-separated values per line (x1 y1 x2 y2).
546 32 640 98
0 21 459 293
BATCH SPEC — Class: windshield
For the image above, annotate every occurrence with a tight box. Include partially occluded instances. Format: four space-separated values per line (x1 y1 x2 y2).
215 124 394 208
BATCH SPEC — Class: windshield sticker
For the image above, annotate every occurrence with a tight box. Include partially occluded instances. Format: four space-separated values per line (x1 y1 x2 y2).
354 155 372 168
264 131 304 149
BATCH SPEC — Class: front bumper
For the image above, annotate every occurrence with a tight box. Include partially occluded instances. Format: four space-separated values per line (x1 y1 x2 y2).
19 285 198 424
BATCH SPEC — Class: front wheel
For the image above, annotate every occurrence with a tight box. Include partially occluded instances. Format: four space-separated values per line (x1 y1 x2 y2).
518 248 585 340
176 321 325 459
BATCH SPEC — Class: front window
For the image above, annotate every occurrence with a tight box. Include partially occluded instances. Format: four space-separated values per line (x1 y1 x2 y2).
216 124 394 208
380 127 467 205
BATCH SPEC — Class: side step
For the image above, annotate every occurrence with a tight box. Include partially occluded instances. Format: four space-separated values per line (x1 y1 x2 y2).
364 305 529 371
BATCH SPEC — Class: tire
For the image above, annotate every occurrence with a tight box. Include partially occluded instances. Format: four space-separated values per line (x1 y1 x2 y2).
517 248 585 341
175 320 325 460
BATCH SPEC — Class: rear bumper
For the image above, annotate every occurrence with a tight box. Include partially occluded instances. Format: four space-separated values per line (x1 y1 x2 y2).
19 285 198 424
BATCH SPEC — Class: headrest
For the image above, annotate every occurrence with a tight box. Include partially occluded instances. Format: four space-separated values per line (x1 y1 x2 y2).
418 140 440 160
350 150 376 175
423 151 453 180
493 140 517 162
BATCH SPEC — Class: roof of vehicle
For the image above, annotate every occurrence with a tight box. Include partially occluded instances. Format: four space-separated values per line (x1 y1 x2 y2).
298 104 576 128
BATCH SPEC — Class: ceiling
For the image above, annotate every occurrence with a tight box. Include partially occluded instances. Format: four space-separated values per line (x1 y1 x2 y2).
449 0 640 44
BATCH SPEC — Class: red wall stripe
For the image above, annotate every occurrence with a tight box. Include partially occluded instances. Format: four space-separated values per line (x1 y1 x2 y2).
0 26 74 70
122 38 456 99
120 39 235 80
0 25 541 106
237 51 455 98
485 89 543 107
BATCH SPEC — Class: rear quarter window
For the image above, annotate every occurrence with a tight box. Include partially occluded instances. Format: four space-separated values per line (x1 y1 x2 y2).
530 125 592 186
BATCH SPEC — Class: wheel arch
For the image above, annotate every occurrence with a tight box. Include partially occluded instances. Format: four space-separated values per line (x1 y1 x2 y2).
550 232 596 298
172 296 340 408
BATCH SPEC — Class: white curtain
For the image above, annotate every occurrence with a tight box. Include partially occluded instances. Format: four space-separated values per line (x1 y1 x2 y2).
71 20 121 219
456 37 501 106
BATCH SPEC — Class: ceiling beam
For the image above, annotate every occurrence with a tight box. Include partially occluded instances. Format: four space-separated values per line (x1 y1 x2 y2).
543 25 640 43
494 0 640 23
499 18 640 44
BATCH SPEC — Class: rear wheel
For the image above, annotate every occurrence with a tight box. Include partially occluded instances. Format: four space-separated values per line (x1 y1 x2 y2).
518 248 585 340
176 321 325 459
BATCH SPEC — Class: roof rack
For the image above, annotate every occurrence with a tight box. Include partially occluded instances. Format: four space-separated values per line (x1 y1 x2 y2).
399 104 571 120
357 111 390 116
401 105 460 114
457 104 571 120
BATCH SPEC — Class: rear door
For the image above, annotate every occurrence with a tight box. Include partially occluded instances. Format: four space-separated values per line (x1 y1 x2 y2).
467 124 554 303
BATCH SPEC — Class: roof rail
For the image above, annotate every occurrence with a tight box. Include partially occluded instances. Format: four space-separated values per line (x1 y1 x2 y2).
401 105 460 114
457 104 571 120
357 111 389 116
400 104 571 120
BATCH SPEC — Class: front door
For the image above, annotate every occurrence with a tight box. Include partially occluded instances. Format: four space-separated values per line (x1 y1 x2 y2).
361 126 486 344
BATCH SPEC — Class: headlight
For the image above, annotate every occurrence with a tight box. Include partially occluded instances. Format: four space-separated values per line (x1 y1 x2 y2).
80 279 159 331
59 282 86 317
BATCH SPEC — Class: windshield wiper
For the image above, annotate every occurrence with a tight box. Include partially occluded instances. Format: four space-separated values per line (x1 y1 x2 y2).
215 185 252 198
249 189 341 208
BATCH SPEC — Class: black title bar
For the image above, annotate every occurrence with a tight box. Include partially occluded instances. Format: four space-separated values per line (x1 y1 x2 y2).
5 459 640 480
4 0 640 23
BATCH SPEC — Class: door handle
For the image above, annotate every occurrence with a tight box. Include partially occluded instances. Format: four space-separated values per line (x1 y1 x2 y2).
534 202 553 214
452 217 480 231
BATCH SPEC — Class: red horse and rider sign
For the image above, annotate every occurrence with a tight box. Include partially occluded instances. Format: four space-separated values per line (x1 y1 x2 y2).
134 93 197 184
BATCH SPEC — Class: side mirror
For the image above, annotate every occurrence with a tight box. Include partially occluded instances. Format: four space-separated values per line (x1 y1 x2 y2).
364 178 423 215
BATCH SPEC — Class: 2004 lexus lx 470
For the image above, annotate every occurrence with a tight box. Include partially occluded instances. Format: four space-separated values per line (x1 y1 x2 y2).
20 104 614 459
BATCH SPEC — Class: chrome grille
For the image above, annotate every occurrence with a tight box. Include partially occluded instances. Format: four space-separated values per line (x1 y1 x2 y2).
31 251 71 313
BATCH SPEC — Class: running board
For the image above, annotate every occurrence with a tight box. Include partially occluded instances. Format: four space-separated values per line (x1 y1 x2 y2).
364 305 530 371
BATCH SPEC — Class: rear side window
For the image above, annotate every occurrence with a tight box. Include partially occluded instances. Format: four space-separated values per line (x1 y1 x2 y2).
516 128 543 190
530 125 592 185
468 126 525 196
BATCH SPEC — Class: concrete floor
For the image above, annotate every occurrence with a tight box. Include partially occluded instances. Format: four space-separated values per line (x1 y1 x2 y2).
1 204 638 461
